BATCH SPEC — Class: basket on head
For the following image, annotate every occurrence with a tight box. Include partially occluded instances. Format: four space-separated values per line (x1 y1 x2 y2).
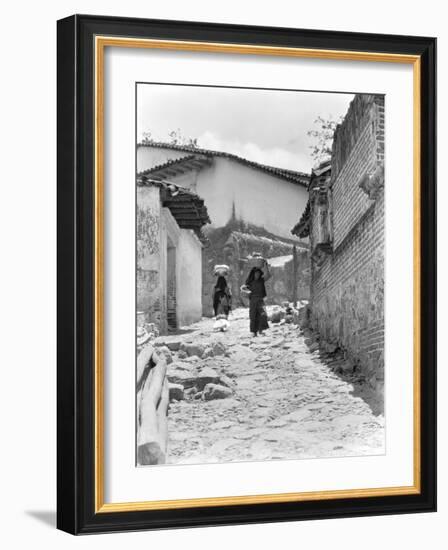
213 264 229 277
247 252 265 270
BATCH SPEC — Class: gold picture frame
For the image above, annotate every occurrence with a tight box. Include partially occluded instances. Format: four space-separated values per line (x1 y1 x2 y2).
57 15 436 534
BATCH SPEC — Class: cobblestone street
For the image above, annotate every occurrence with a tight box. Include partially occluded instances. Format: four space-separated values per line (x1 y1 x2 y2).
154 307 385 465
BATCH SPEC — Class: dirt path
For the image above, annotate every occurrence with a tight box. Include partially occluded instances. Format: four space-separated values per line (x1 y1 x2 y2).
157 307 384 465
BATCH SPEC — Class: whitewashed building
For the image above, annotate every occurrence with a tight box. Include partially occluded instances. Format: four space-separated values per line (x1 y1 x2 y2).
137 143 309 240
137 176 210 333
137 143 310 316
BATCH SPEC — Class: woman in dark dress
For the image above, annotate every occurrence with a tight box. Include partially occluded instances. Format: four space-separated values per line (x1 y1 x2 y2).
244 261 271 336
212 275 232 318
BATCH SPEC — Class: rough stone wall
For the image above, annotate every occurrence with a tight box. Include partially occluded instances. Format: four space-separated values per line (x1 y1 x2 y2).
310 94 385 397
137 188 204 334
202 219 309 316
137 186 164 329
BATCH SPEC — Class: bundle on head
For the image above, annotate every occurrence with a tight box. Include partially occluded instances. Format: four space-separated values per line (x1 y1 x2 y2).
213 264 229 277
247 252 265 270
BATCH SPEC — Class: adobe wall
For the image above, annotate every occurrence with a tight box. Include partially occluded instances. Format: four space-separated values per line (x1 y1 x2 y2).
137 186 203 334
310 94 385 396
136 186 164 330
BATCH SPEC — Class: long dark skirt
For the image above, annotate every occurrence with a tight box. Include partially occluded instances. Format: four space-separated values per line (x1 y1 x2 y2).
249 296 269 334
213 291 230 317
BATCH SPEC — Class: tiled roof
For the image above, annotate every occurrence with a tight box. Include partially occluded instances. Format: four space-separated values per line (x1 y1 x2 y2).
138 154 212 180
312 160 331 177
137 142 310 187
137 175 210 238
291 200 310 238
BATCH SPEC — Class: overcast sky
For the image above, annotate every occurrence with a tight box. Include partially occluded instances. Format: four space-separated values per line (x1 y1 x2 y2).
137 84 354 173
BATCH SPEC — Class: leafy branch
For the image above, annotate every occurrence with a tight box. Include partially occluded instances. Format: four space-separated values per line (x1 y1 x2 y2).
141 128 199 148
307 115 343 167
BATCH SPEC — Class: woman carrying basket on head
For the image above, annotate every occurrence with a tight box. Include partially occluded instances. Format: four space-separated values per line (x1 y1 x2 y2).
241 258 271 337
212 266 232 319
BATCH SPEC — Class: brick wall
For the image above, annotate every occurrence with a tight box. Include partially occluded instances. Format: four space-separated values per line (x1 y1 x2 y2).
310 94 385 396
331 95 384 248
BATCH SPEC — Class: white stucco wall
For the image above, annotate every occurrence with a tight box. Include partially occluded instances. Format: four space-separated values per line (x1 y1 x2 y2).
161 208 203 328
176 229 203 327
137 146 308 240
160 208 181 333
196 158 308 239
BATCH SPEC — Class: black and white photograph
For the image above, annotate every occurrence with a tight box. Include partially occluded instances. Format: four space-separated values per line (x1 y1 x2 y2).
0 0 441 542
135 83 386 466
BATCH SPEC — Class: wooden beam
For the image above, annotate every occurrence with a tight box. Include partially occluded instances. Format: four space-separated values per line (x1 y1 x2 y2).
163 198 194 206
165 195 195 202
178 222 205 229
170 213 199 220
176 216 203 222
164 202 198 209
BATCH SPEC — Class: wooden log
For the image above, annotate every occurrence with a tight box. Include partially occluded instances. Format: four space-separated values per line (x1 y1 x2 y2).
156 378 170 457
136 367 154 427
136 344 155 391
137 358 167 465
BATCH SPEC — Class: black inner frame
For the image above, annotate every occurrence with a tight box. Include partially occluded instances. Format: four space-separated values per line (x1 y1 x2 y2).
57 14 436 535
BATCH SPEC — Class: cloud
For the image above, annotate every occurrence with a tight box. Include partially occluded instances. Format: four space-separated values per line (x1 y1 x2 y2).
137 84 355 174
197 131 312 172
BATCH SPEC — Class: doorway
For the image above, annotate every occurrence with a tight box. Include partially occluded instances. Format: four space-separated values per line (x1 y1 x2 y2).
166 240 177 331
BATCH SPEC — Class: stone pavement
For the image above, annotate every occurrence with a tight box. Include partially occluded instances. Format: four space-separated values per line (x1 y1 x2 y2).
154 307 385 465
